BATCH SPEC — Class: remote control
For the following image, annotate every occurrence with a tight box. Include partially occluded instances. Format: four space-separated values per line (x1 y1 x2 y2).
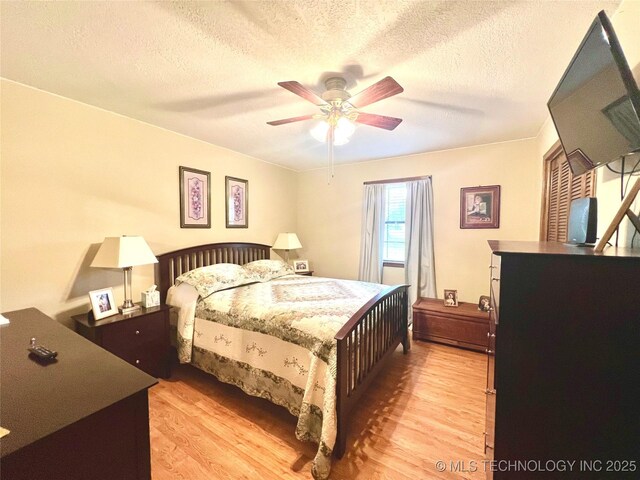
27 337 58 361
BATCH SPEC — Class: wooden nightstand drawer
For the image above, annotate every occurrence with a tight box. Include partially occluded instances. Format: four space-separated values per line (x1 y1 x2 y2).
115 347 166 374
73 304 170 378
413 297 489 352
101 313 165 354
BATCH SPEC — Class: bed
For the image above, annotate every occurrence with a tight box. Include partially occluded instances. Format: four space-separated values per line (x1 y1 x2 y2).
156 242 409 479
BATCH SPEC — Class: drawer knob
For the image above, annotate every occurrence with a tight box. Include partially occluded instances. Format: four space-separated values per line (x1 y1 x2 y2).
486 349 494 355
491 277 500 282
485 388 496 395
135 359 140 365
135 330 140 335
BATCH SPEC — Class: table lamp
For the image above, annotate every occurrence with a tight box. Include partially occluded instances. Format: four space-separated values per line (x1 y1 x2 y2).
272 233 302 263
91 236 158 314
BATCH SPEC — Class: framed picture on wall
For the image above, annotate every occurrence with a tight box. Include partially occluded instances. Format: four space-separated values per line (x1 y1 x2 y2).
179 166 211 228
460 185 501 229
225 176 248 228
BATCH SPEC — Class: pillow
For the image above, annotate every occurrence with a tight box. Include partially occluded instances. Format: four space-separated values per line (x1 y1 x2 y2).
175 263 250 298
242 259 294 282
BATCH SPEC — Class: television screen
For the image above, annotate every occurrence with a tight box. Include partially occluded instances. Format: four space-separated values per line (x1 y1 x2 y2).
547 11 640 176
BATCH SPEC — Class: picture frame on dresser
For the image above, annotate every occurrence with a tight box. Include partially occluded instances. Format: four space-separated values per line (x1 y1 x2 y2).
88 287 118 320
179 166 211 228
225 176 248 228
478 295 491 312
443 289 458 307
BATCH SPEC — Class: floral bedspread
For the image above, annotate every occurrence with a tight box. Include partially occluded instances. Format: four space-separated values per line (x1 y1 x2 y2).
167 274 385 479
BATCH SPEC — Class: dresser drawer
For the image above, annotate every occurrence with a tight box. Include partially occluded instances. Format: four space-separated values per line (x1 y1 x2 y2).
490 253 501 323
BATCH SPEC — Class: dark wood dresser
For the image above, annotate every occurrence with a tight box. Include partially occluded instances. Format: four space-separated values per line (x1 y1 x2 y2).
0 308 157 480
413 297 490 352
485 241 640 479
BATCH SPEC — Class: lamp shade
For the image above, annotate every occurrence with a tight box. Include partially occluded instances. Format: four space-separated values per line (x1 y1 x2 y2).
91 236 158 268
272 233 302 250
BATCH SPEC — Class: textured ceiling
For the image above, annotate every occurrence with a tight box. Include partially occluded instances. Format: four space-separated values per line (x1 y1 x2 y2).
0 0 622 171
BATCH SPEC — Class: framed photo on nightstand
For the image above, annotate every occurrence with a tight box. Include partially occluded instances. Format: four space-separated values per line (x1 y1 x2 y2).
293 260 309 273
89 287 118 320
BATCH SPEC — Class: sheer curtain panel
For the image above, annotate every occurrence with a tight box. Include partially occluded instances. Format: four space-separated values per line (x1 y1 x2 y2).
405 178 436 319
358 183 385 283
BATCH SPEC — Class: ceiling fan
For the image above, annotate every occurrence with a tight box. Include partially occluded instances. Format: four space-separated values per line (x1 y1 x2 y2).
267 76 404 180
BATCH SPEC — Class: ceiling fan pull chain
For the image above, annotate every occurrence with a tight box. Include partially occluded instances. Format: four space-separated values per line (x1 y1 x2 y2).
327 125 335 184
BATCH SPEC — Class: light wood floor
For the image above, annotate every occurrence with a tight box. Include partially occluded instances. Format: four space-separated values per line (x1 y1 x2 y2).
149 341 487 480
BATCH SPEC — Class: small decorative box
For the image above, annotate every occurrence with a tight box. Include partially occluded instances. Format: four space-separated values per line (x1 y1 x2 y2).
141 290 160 308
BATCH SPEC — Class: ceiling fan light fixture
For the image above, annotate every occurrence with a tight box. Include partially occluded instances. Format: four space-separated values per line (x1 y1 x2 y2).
310 118 354 145
268 75 404 183
310 120 329 143
336 117 355 138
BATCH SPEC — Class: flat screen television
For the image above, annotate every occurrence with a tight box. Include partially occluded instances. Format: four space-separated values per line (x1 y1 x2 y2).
547 11 640 176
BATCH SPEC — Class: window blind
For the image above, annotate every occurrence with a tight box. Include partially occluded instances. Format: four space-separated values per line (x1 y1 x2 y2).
384 183 406 262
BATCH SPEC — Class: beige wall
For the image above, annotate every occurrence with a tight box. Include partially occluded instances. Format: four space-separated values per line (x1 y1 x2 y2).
2 0 637 321
0 80 297 324
536 0 640 246
296 139 541 304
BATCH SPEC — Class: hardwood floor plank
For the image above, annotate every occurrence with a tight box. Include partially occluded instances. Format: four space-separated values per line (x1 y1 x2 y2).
150 341 486 479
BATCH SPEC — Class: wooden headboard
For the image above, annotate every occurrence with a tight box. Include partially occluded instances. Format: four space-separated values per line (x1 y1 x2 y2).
155 242 271 302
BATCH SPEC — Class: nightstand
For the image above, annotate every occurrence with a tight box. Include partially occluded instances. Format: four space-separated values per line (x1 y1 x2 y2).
297 271 314 276
73 304 171 378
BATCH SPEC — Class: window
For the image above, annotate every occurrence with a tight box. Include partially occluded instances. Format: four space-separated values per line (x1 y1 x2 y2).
541 142 596 241
383 183 406 264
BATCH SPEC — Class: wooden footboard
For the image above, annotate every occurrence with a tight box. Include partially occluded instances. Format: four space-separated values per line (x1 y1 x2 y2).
334 284 409 458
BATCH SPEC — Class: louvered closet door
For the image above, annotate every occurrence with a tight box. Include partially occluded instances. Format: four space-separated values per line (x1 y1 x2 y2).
541 142 596 242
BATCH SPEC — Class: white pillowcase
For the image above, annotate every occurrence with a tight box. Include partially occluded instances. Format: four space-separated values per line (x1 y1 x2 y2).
242 259 294 282
176 263 251 298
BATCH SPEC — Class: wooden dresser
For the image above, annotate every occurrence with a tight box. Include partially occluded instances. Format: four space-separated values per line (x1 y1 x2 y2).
413 297 490 352
0 308 157 480
485 241 640 479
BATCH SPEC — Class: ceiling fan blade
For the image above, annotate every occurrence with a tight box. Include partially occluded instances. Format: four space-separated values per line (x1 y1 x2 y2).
267 114 315 126
355 112 403 130
278 81 328 106
348 76 404 109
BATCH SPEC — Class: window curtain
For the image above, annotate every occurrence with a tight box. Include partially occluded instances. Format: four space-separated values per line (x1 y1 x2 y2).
405 178 436 320
358 183 385 283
